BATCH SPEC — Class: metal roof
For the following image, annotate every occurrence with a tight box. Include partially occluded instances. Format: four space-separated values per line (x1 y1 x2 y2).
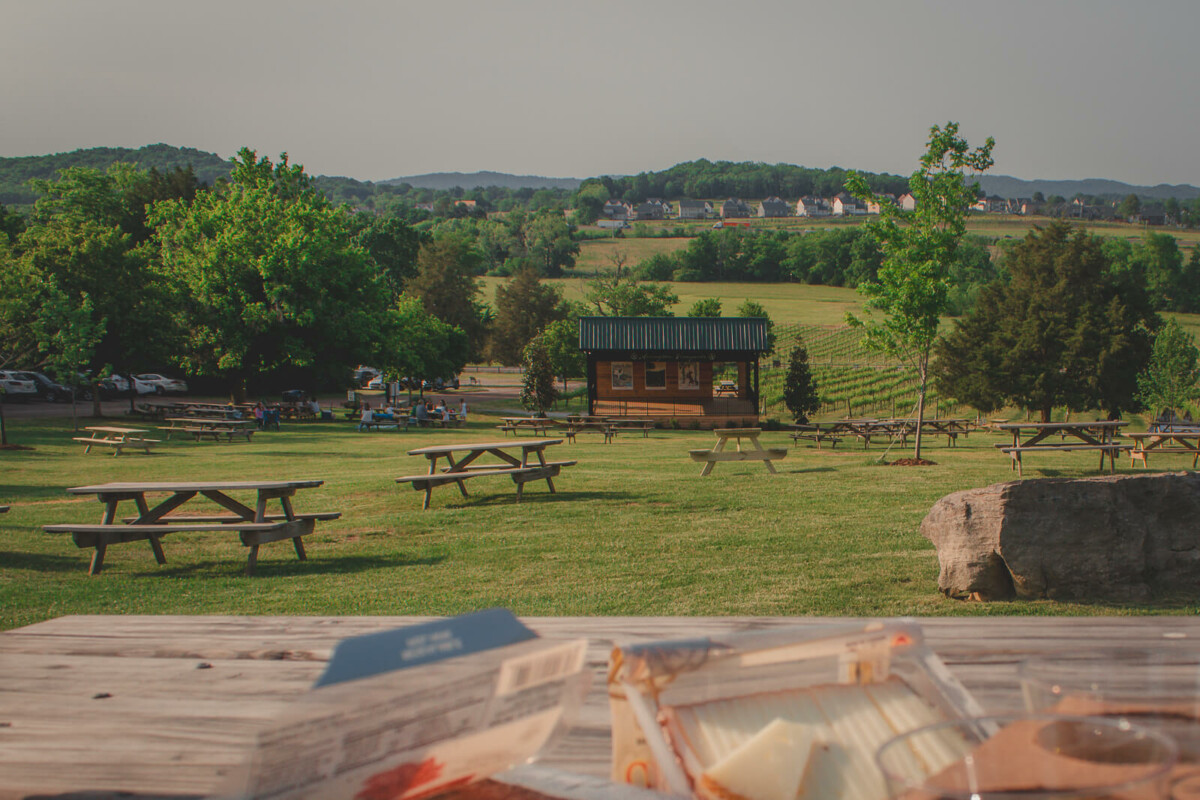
578 317 770 353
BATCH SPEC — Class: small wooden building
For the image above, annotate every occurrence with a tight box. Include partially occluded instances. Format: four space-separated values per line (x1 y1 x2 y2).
578 316 771 426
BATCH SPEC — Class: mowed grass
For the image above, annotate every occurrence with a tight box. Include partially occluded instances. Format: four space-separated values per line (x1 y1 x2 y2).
3 402 1198 632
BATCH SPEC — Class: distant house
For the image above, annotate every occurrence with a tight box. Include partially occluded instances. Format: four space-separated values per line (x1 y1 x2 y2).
1016 198 1036 215
865 194 896 215
415 202 435 212
720 198 753 218
898 193 917 212
636 199 671 220
603 200 634 220
832 193 865 216
757 197 793 218
677 199 712 220
1133 213 1166 226
795 196 831 217
971 195 1009 213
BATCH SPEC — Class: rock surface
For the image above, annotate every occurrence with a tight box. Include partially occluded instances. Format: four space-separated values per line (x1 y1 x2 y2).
920 472 1200 602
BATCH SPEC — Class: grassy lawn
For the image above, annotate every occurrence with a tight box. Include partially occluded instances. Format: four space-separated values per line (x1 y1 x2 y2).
4 397 1197 632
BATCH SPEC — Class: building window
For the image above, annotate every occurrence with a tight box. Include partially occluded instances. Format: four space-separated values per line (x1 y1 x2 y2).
645 361 666 390
611 361 633 390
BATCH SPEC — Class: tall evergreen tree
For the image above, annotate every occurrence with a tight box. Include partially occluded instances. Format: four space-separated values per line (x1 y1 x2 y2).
783 344 820 423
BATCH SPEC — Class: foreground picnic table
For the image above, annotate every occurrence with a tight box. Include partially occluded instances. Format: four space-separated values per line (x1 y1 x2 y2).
995 420 1129 476
42 479 340 576
398 438 575 509
2 614 1198 800
689 427 786 475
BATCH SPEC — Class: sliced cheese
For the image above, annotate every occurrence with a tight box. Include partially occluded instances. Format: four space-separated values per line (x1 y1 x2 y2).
699 718 817 800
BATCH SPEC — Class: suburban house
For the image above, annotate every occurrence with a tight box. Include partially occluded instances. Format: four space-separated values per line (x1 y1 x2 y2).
832 193 865 216
677 199 712 219
577 316 771 426
865 194 896 215
971 195 1010 213
796 196 831 217
720 198 753 218
603 200 634 220
636 199 671 220
898 193 917 212
757 197 793 218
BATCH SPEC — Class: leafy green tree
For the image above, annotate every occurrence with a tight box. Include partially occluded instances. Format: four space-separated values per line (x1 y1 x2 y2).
736 299 776 353
487 267 569 365
933 222 1159 421
572 181 609 225
688 298 722 317
520 335 558 415
846 121 995 459
541 315 585 390
1135 318 1200 419
351 212 424 302
585 273 678 317
523 212 579 277
384 294 468 390
1119 193 1142 219
151 149 396 399
783 344 820 423
408 234 493 361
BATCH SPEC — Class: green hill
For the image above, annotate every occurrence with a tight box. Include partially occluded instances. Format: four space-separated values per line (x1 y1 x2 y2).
0 144 233 207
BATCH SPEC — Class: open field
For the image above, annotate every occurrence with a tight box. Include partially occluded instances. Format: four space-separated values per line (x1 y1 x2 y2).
3 396 1197 632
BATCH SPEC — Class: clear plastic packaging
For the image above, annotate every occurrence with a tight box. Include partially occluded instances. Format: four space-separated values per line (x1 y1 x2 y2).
608 620 984 800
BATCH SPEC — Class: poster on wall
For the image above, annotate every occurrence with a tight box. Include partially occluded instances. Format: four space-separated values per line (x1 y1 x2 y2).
678 362 700 391
611 361 633 390
645 361 666 389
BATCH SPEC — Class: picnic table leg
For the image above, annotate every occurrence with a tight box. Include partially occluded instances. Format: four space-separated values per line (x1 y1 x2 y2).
749 436 777 474
244 546 259 577
89 544 107 576
701 436 727 476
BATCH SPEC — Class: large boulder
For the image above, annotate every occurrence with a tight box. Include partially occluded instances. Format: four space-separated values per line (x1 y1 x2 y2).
920 472 1200 602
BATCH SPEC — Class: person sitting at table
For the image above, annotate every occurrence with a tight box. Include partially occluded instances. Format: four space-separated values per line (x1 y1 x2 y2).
414 398 429 426
440 401 451 423
358 402 373 431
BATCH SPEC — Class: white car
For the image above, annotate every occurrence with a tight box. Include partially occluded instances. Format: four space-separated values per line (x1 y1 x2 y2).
132 373 189 395
0 370 38 400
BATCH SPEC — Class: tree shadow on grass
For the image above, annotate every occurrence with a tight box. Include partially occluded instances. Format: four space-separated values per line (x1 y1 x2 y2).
136 552 447 579
0 550 89 573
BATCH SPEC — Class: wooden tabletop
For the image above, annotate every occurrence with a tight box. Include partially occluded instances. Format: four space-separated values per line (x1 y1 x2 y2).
65 479 325 495
81 426 148 435
163 416 253 425
995 420 1128 430
3 615 1199 799
408 439 563 456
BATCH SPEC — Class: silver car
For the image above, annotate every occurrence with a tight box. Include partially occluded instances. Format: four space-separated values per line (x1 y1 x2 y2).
0 370 38 400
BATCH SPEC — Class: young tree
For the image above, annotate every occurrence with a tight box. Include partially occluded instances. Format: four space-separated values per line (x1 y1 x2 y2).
541 316 585 391
933 222 1159 421
520 335 558 416
1119 193 1142 220
487 267 569 365
846 121 995 460
687 298 722 317
1136 318 1200 419
783 344 820 423
736 299 776 352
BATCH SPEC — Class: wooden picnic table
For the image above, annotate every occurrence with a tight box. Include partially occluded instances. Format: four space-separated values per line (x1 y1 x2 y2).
1126 429 1200 469
499 416 553 436
714 379 738 396
3 614 1200 800
605 417 655 437
689 427 786 476
42 479 339 576
398 439 575 509
994 420 1130 476
72 425 158 456
557 418 616 444
160 416 256 442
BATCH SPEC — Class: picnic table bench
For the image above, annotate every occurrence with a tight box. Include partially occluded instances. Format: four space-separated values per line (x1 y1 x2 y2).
994 421 1130 476
690 427 786 476
1125 430 1200 468
556 419 615 444
605 418 655 437
42 480 339 576
72 426 159 456
398 439 575 509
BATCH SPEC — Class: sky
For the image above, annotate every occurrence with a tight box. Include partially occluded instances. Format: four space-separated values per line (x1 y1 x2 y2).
4 0 1199 186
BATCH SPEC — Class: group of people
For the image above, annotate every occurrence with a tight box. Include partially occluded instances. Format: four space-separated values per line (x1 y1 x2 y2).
357 397 467 430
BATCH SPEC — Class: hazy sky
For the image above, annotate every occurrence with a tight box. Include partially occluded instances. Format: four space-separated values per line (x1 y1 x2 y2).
4 0 1198 185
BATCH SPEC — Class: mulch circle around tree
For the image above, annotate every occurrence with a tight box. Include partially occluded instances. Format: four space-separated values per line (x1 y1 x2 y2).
885 457 937 466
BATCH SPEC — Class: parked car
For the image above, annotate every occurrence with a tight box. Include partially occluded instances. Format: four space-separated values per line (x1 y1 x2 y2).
352 366 380 388
101 374 132 397
13 371 73 402
0 370 38 401
131 373 188 395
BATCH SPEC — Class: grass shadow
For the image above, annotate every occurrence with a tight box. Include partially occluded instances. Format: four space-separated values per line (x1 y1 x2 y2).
136 552 447 579
434 489 637 510
0 550 88 573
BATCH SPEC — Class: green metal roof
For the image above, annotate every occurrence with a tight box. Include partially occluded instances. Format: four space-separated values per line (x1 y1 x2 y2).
578 317 770 353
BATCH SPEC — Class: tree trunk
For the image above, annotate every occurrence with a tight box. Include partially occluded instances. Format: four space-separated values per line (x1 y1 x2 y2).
231 378 247 405
1041 405 1052 423
0 400 6 446
914 360 928 461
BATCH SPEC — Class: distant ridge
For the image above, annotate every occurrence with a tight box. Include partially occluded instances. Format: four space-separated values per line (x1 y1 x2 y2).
976 175 1199 201
380 171 582 191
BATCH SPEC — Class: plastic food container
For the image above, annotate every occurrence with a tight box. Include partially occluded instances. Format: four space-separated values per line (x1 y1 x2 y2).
608 621 984 800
